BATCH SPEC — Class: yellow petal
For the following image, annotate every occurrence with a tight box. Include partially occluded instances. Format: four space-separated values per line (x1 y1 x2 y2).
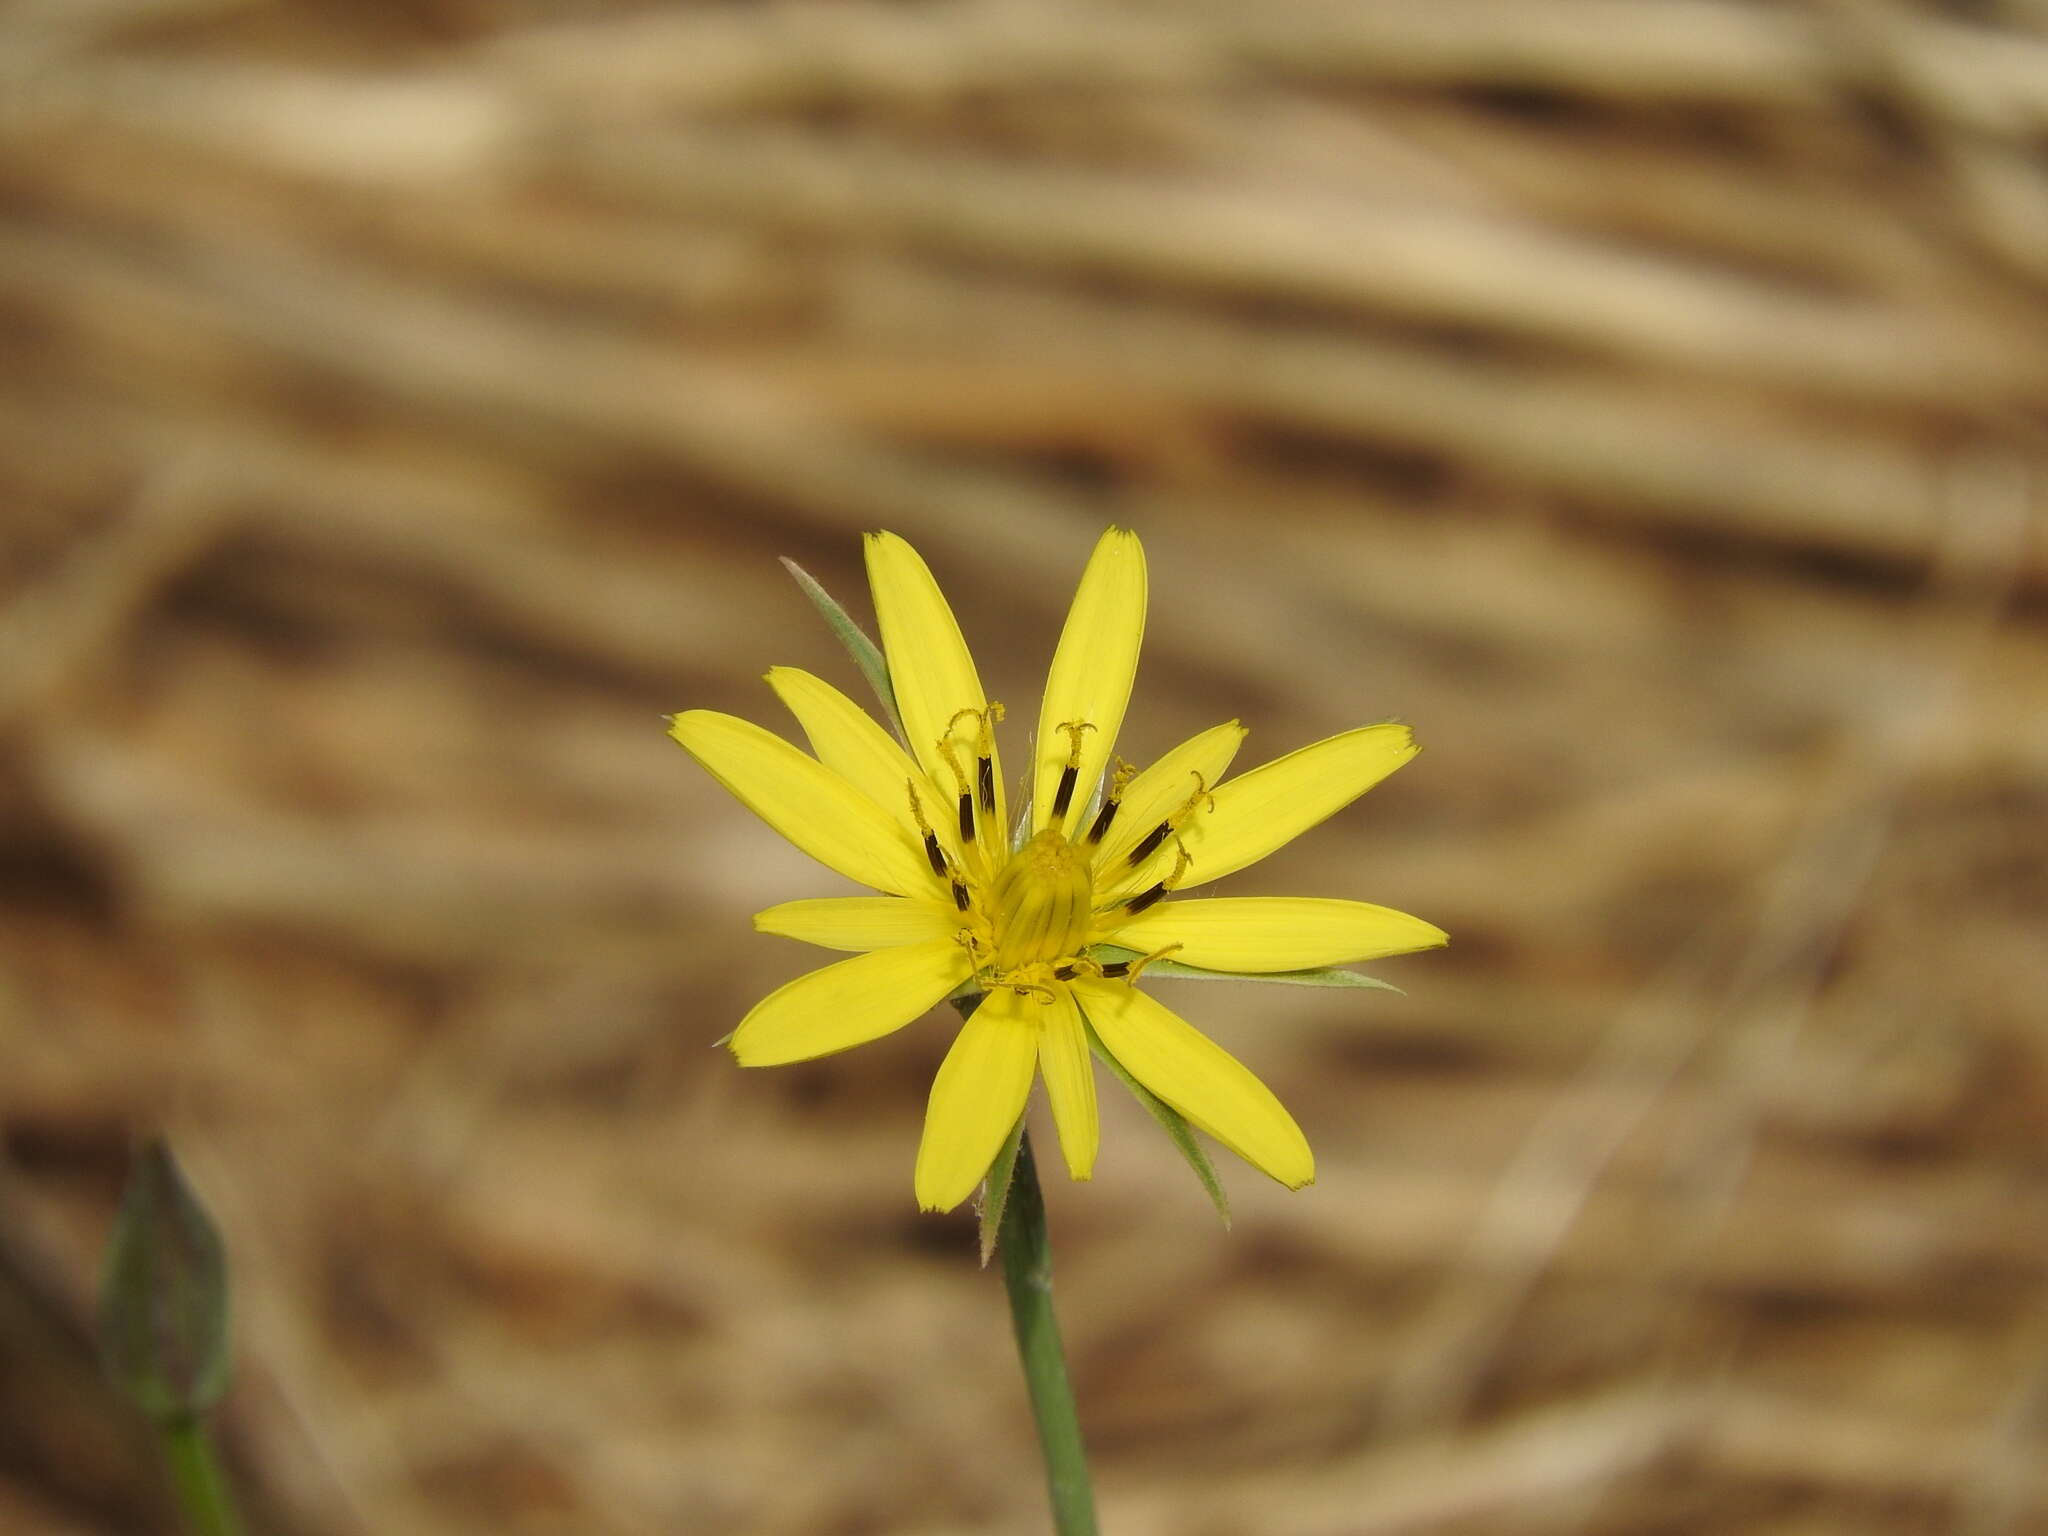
1093 720 1248 872
730 939 972 1066
914 988 1040 1212
755 896 962 952
1033 528 1146 838
1072 979 1312 1189
766 667 961 864
1037 987 1099 1181
669 710 931 896
1175 724 1417 890
1106 897 1447 971
863 531 1003 833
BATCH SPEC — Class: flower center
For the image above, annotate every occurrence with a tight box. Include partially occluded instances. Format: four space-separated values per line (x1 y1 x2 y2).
987 828 1094 971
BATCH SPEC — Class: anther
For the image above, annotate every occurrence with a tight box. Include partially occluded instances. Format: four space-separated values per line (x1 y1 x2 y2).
1127 821 1170 866
975 704 1006 816
1123 881 1170 916
1123 844 1193 915
1096 960 1132 978
1084 759 1136 846
950 877 972 912
1051 721 1096 822
1051 764 1078 822
942 705 1005 828
1084 798 1118 845
1129 771 1215 866
906 781 951 879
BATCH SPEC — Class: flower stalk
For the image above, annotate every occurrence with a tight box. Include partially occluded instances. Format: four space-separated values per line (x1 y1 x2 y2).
995 1129 1098 1536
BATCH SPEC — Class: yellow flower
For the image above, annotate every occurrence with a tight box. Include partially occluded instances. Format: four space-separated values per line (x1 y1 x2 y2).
670 529 1445 1212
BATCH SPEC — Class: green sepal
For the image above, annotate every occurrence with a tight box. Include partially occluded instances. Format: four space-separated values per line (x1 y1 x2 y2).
1082 1017 1230 1228
1091 945 1403 993
97 1139 231 1426
976 1111 1029 1268
780 556 908 745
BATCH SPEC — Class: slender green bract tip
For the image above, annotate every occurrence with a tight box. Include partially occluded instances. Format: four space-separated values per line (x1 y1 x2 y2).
780 555 909 745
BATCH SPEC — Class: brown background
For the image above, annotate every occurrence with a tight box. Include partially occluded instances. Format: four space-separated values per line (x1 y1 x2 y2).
3 1 2047 1533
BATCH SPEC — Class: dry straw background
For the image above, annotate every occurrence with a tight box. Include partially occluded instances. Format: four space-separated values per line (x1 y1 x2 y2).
4 0 2048 1532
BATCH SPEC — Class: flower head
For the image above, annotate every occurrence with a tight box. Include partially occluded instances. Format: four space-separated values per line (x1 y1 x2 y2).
670 529 1445 1212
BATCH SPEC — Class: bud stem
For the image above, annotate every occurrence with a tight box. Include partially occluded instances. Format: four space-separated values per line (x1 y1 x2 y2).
161 1415 246 1536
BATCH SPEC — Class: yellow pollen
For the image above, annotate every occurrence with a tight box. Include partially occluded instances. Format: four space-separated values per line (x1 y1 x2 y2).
987 828 1093 971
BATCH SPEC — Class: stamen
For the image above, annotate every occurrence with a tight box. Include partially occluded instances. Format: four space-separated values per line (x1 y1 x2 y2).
1123 881 1170 916
1084 799 1117 845
1128 770 1215 867
1117 944 1182 984
906 781 949 879
1122 844 1193 916
1084 759 1136 846
974 703 1005 815
1052 764 1078 822
941 704 1006 840
950 878 972 912
1050 721 1096 822
1127 821 1170 866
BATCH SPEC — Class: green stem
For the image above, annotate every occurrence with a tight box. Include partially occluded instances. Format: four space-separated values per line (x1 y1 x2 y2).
998 1132 1099 1536
159 1415 247 1536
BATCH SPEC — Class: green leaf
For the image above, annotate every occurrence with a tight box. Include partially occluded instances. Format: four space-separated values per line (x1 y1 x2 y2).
1090 945 1404 993
97 1139 231 1425
780 556 907 745
1082 1017 1230 1228
977 1111 1028 1268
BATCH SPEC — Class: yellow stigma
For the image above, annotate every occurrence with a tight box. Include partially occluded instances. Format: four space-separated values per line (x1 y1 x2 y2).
987 828 1093 971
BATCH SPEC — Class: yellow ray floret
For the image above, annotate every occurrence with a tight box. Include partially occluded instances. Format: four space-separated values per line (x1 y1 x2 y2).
916 987 1041 1212
1071 978 1314 1190
1109 897 1447 973
730 939 974 1067
754 896 961 952
668 710 931 897
1032 527 1146 840
1161 724 1418 891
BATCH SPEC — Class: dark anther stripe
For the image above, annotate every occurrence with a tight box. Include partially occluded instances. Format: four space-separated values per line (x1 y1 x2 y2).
950 879 971 912
922 831 947 878
977 756 996 815
1098 960 1132 978
1124 883 1169 916
1051 765 1077 820
1084 796 1119 844
957 792 976 842
1128 822 1170 865
1053 964 1078 980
